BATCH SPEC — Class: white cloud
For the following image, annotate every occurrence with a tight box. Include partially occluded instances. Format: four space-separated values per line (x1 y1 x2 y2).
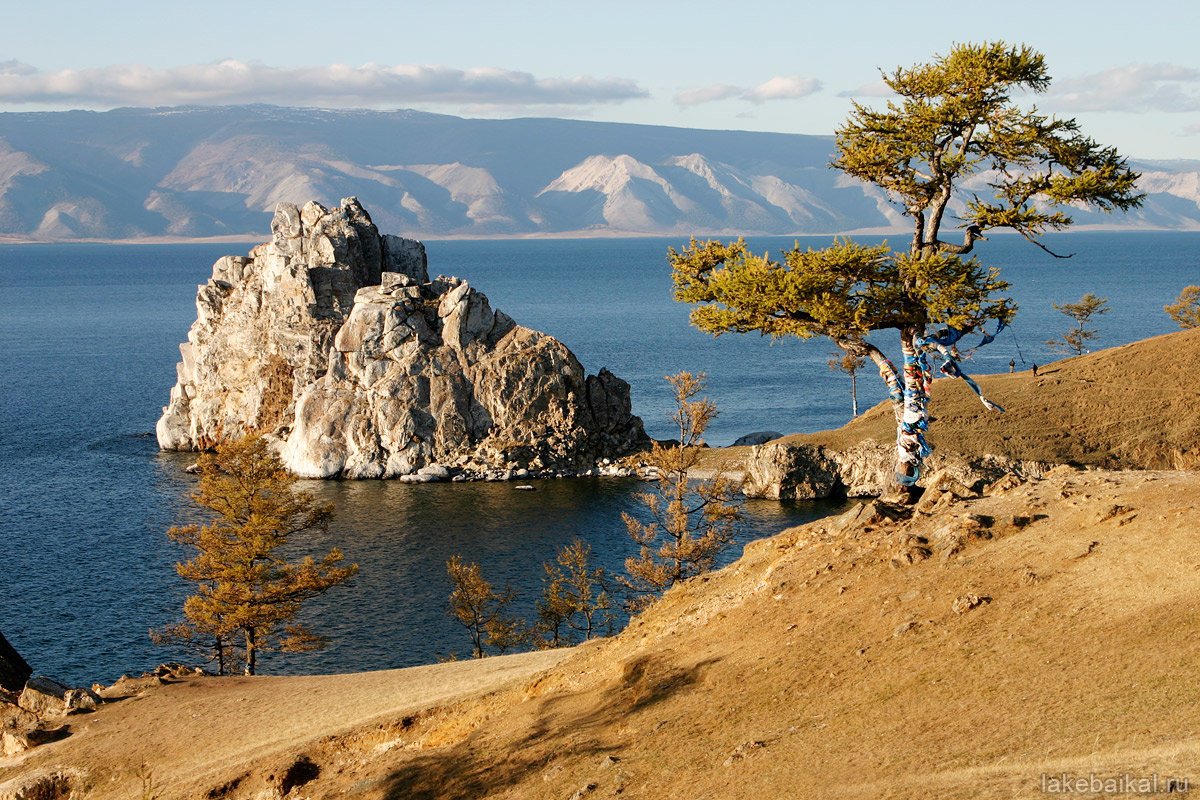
0 60 648 108
1183 123 1200 136
1044 64 1200 113
0 59 37 76
836 79 893 99
743 76 822 104
673 83 742 107
673 75 821 108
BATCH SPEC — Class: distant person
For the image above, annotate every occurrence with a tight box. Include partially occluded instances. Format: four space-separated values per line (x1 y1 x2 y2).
1032 363 1039 376
1009 359 1015 373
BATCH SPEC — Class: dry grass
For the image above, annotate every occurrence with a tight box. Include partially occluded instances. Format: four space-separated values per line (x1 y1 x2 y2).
6 469 1199 799
697 327 1200 474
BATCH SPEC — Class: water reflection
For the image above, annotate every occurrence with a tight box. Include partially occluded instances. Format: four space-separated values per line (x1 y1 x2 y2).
271 476 851 673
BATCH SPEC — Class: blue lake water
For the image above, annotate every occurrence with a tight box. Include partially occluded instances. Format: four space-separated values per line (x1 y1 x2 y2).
1 232 1197 683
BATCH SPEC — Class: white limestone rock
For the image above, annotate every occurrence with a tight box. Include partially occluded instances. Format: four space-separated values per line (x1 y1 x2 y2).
158 198 647 479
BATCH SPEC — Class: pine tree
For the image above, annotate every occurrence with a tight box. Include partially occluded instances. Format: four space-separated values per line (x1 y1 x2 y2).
670 42 1142 493
1048 293 1109 355
155 436 357 675
1165 285 1200 329
535 539 613 647
619 372 741 611
446 556 525 658
828 351 866 417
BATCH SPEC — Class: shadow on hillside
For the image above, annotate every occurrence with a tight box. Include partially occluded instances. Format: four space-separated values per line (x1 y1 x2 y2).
381 653 722 800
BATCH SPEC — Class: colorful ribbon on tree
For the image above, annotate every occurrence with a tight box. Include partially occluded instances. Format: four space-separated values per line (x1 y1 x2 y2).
893 322 1007 486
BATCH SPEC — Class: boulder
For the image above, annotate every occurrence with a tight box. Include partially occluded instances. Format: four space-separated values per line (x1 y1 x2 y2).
18 676 100 717
741 442 840 500
158 198 648 478
0 631 31 694
741 440 1051 500
731 431 783 447
1 726 68 757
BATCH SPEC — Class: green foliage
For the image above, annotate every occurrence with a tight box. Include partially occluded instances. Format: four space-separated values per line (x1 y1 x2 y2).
154 436 357 675
835 41 1142 251
1165 285 1200 329
1048 292 1109 355
670 237 1014 339
619 373 741 610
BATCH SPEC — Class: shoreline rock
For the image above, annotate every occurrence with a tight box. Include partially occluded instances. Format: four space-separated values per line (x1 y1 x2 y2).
0 631 31 695
741 439 1050 500
157 198 648 478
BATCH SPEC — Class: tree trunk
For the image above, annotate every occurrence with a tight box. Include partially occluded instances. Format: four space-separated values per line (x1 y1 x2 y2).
472 616 484 659
244 628 257 676
850 371 859 417
895 327 930 490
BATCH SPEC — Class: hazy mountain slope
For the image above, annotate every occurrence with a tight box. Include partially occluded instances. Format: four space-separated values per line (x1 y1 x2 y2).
0 106 1197 240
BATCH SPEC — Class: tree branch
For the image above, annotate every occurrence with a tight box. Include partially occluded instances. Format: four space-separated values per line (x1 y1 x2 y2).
1018 228 1074 258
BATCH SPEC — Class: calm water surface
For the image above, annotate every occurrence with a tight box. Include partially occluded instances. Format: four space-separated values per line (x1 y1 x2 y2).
1 232 1196 683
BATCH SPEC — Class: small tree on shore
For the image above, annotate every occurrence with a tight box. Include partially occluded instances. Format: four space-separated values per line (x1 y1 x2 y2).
155 436 357 675
1165 285 1200 329
446 556 524 658
1048 292 1109 355
535 539 613 647
619 372 741 611
828 351 866 417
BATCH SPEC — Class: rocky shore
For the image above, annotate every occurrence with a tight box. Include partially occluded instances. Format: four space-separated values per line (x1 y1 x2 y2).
157 198 648 479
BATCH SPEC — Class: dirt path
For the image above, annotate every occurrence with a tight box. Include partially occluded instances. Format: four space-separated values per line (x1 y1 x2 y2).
1 649 570 798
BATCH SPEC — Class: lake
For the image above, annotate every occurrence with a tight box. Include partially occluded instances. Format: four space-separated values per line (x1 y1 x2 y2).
1 231 1196 683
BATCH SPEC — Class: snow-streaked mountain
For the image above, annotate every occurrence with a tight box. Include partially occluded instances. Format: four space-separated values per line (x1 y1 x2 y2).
0 105 1196 240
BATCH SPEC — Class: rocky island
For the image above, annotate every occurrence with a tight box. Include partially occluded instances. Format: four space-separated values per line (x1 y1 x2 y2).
157 198 648 479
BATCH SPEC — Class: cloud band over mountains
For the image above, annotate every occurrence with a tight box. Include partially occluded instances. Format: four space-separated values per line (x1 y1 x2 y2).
0 59 648 108
674 76 822 107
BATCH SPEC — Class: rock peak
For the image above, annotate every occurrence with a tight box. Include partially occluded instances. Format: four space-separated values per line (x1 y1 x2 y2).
157 200 647 479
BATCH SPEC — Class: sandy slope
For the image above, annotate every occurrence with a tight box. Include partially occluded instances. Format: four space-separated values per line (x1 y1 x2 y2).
0 649 570 798
5 467 1197 799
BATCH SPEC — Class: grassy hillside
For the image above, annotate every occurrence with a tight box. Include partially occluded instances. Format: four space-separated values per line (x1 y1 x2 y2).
698 327 1200 475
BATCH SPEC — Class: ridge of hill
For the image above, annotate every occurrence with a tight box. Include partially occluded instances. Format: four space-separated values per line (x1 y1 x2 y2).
797 326 1200 470
1 106 1199 241
696 327 1200 485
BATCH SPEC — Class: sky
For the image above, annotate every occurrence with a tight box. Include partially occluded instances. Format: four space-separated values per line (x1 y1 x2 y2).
2 0 1199 159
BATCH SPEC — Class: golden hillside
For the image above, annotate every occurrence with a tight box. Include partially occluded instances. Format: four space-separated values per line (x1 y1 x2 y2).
6 467 1198 799
792 326 1200 469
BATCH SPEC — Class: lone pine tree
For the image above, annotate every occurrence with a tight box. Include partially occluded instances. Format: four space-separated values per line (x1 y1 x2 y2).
1048 292 1109 355
156 435 357 675
619 372 741 610
671 42 1142 491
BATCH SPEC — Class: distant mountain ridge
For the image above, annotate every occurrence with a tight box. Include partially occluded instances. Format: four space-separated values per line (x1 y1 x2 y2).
0 105 1197 241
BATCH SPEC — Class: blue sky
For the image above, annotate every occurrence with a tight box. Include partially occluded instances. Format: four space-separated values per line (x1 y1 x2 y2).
3 0 1198 159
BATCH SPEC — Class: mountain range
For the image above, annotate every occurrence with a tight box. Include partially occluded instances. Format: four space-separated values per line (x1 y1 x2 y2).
1 105 1198 241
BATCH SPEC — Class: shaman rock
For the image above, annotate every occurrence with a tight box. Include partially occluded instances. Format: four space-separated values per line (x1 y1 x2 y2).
158 198 647 478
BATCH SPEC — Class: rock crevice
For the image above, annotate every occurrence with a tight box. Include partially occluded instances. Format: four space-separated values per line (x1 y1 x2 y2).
157 198 647 478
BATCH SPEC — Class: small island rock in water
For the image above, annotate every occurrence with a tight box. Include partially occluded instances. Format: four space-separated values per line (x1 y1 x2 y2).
157 197 648 479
